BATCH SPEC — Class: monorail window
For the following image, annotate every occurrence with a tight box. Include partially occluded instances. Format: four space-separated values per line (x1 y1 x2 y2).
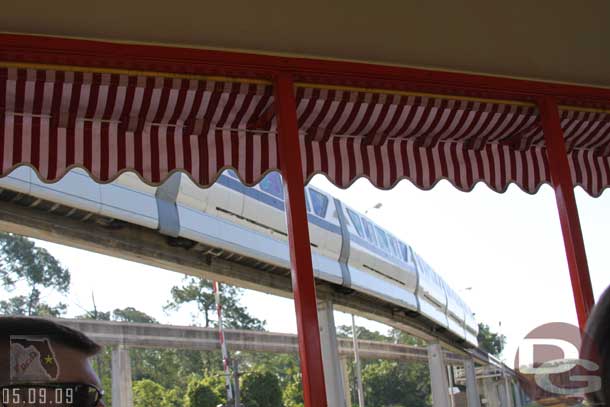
374 226 391 252
400 244 411 263
259 172 284 199
305 192 311 212
361 218 376 244
309 189 329 218
224 168 239 179
347 208 364 237
388 235 400 257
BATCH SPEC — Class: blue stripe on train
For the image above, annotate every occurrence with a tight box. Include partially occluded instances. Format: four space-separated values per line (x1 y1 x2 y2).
217 174 409 266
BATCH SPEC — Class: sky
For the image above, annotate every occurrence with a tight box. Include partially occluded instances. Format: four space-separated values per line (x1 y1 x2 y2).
5 173 609 367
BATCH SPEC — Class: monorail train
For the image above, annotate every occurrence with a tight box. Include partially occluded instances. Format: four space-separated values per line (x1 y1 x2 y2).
0 166 478 346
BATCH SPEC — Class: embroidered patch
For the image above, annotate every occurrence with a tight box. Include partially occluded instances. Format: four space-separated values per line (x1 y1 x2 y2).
10 335 59 382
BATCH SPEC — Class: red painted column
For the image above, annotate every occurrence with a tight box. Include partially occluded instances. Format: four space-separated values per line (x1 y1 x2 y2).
538 96 595 331
274 72 328 407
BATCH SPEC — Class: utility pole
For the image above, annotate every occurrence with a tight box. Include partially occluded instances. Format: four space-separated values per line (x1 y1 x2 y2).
233 358 241 407
213 280 234 403
351 314 365 407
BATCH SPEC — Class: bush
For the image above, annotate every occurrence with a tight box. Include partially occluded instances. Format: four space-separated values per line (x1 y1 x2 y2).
185 379 221 407
241 370 283 407
161 388 183 407
283 374 304 407
202 373 230 405
133 379 166 407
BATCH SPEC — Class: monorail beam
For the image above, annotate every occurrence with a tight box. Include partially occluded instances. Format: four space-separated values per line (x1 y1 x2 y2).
0 196 479 362
57 318 467 363
0 193 294 297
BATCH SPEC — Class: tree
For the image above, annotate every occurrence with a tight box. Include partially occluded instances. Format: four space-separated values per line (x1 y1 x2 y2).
337 325 392 342
0 233 70 316
113 307 158 323
362 360 431 407
201 374 228 405
185 379 221 407
283 374 304 407
241 370 283 407
164 277 270 375
133 379 166 407
243 352 300 391
389 328 427 346
164 277 265 330
337 325 431 406
477 323 506 357
161 388 183 407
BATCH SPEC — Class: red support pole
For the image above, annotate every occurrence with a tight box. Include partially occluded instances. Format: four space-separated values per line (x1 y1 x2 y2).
538 96 595 331
274 72 328 407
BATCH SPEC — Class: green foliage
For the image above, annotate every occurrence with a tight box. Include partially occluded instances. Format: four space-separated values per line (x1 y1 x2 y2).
201 373 229 405
362 360 431 407
95 354 113 406
389 328 427 346
282 374 304 407
164 277 265 330
241 370 283 407
161 388 183 407
0 233 70 316
242 352 300 390
132 379 186 407
477 323 506 357
337 324 431 406
133 379 166 407
113 306 158 323
337 324 392 342
185 379 221 407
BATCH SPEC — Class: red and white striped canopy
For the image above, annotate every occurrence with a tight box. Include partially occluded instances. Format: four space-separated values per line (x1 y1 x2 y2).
2 66 609 196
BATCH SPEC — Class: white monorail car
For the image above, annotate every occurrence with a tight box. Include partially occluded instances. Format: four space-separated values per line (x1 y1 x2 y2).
0 166 478 346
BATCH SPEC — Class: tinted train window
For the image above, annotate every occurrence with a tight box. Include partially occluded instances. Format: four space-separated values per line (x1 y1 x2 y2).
400 244 411 262
388 235 400 257
309 189 329 218
224 169 239 179
305 192 311 212
361 218 376 244
374 226 391 252
347 208 364 237
260 172 284 199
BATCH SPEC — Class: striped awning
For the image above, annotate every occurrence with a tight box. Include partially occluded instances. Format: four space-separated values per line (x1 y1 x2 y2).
1 66 609 196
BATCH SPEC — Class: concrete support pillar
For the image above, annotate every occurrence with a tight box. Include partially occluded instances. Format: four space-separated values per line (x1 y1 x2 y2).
479 377 500 407
498 382 508 407
464 359 481 407
427 342 451 407
339 357 352 406
112 345 133 407
447 365 456 407
518 386 528 406
317 300 347 407
503 371 513 407
513 381 523 407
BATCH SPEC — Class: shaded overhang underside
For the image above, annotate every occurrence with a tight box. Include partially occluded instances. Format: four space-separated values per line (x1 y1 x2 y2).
2 1 610 88
1 3 610 197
